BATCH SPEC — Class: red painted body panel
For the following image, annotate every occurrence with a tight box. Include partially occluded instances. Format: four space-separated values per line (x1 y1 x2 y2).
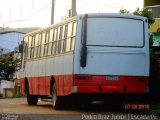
74 75 148 94
77 86 99 93
55 75 74 96
20 78 25 95
31 77 39 95
63 75 74 95
56 76 63 95
46 77 51 95
20 74 148 96
20 75 74 96
38 77 47 95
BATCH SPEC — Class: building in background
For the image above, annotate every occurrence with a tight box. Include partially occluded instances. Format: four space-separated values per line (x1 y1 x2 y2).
0 32 24 53
0 27 39 53
0 51 21 80
0 51 21 97
144 0 160 46
0 23 39 97
144 0 160 33
0 80 15 97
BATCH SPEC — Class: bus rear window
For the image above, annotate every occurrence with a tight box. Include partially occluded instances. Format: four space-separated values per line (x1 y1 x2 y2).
86 18 144 47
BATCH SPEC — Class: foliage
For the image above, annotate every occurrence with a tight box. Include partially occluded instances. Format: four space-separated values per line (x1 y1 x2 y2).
119 8 155 28
12 92 22 98
133 8 155 28
119 8 155 48
0 55 20 80
149 34 154 48
157 28 160 33
119 8 130 14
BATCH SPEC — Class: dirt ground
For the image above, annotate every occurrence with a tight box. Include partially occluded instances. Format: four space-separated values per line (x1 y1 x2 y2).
0 98 82 114
0 98 159 120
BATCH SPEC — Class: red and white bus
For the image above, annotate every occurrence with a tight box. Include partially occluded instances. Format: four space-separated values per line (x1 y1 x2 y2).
20 13 149 109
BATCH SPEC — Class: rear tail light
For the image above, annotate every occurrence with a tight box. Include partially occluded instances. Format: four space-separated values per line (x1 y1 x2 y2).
74 75 89 80
138 77 148 82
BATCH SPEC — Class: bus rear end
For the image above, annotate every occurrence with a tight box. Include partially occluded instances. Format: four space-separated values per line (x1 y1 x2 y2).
73 14 149 100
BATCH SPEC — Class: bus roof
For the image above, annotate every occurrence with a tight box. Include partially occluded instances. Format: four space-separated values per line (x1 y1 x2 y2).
25 16 77 36
25 13 147 37
84 13 147 20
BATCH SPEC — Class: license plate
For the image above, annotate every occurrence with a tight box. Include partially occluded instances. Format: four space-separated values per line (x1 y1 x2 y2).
106 76 118 80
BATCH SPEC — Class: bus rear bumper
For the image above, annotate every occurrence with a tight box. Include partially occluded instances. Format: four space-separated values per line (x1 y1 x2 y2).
73 75 148 94
73 85 148 94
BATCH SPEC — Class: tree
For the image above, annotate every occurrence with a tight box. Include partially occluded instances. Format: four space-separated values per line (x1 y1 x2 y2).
0 54 20 80
119 8 130 14
133 8 155 28
119 8 155 47
119 8 155 28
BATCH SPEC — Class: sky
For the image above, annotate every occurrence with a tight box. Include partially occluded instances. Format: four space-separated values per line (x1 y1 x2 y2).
0 32 24 52
0 0 52 28
0 0 144 52
0 0 144 28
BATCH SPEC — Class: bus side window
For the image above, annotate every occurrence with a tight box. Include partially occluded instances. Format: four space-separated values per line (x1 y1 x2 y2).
23 36 28 60
27 36 32 59
44 31 49 56
48 29 54 55
52 28 57 55
34 34 39 58
71 22 77 51
60 25 66 53
66 22 73 52
37 33 42 58
56 26 63 54
55 27 59 54
23 36 28 68
61 24 68 53
31 36 35 59
41 32 46 57
24 36 28 60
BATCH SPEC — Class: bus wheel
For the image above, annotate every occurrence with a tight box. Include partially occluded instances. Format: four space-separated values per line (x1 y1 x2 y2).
26 82 38 105
52 84 63 110
27 95 38 105
103 96 122 110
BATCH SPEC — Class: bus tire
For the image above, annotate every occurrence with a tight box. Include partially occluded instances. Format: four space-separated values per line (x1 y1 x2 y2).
103 96 122 110
52 84 63 110
27 94 38 105
26 82 38 105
